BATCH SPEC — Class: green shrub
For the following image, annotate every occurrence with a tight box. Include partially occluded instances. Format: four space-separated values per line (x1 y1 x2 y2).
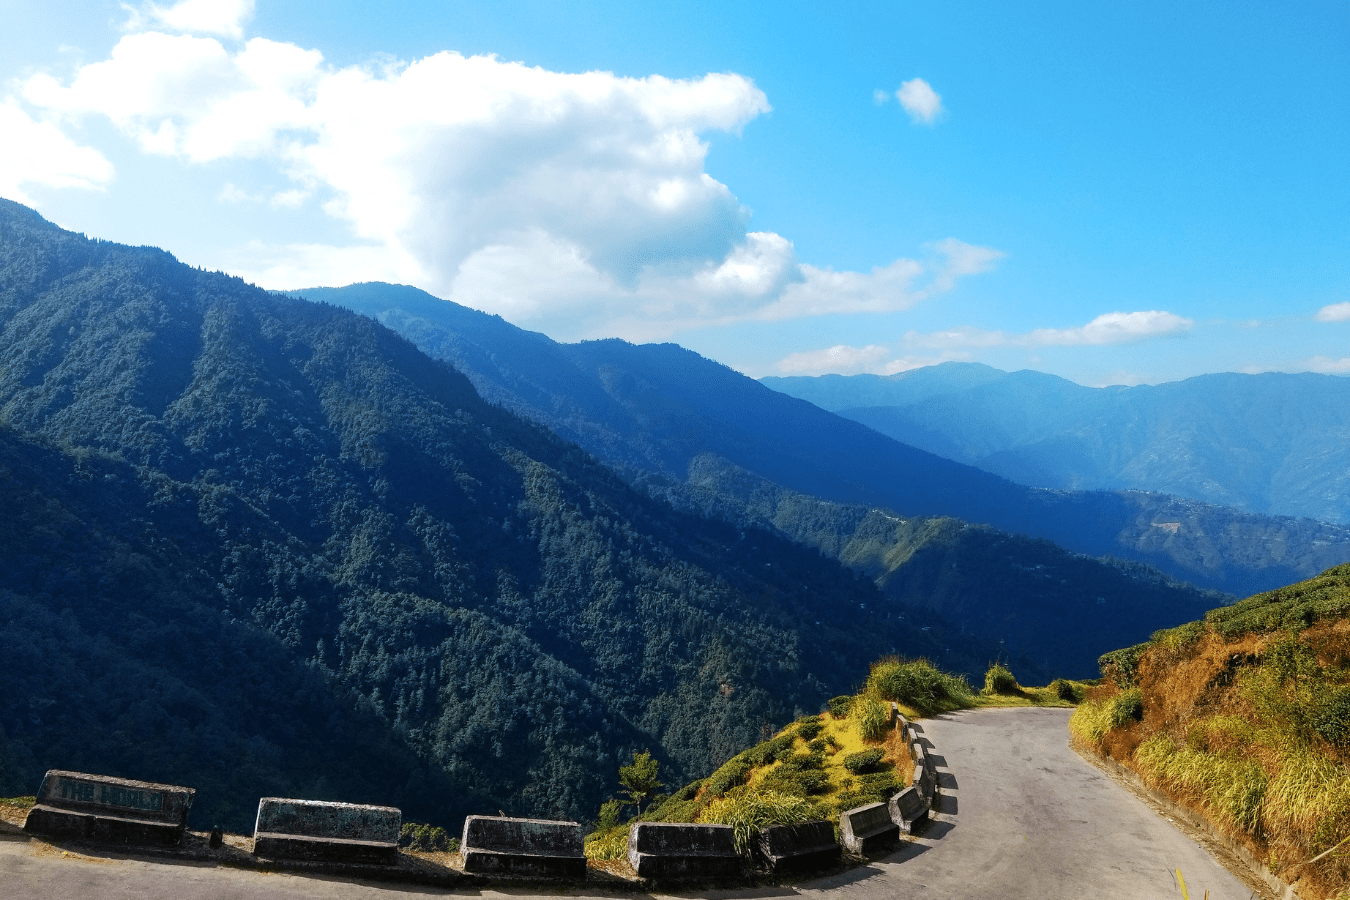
869 658 974 715
398 822 456 852
842 748 885 774
698 791 821 855
1050 679 1082 702
796 716 824 741
761 768 829 796
982 663 1020 696
1110 688 1144 728
1312 687 1350 750
706 756 754 796
778 751 825 773
827 695 854 718
1099 642 1151 687
858 771 900 796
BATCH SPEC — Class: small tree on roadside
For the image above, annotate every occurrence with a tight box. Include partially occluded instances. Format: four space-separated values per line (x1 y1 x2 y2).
618 750 662 816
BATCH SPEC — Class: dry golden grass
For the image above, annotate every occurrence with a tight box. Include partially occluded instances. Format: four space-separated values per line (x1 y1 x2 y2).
1087 618 1350 899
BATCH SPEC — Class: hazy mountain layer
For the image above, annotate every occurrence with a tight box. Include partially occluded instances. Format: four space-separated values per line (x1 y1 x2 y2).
299 282 1350 597
762 363 1350 525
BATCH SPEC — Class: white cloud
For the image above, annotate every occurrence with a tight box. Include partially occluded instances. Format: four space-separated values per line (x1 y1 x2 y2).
19 29 1001 339
776 345 891 375
896 78 942 124
773 345 971 377
872 88 890 105
905 310 1193 350
1315 301 1350 323
1027 310 1193 345
0 101 114 203
1306 356 1350 374
124 0 256 39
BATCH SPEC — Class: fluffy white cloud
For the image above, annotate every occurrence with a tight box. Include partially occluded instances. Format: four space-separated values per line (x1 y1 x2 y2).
905 310 1193 349
124 0 256 40
0 101 114 203
1315 301 1350 323
776 344 894 375
18 29 1000 339
896 78 942 124
1306 356 1350 374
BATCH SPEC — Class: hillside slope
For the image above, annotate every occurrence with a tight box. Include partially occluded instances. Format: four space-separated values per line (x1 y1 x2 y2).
0 199 978 831
1072 566 1350 899
296 282 1350 596
764 364 1350 525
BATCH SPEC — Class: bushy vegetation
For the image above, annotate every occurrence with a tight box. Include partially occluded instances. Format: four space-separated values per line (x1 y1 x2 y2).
867 657 976 715
699 791 820 855
398 822 456 852
1073 566 1350 899
982 663 1021 696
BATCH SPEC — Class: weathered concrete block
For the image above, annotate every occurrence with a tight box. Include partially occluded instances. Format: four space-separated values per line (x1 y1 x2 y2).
24 770 194 846
460 815 585 878
627 822 740 880
914 763 934 804
888 786 928 834
754 820 840 873
839 802 899 856
253 798 400 865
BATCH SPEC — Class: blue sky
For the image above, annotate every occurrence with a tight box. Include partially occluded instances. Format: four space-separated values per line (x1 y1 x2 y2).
3 0 1347 385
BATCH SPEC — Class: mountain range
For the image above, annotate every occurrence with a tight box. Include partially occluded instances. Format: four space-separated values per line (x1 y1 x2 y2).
762 363 1350 525
0 199 1330 835
296 282 1350 599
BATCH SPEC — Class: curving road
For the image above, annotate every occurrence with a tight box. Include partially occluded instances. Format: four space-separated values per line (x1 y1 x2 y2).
0 708 1266 899
799 707 1263 900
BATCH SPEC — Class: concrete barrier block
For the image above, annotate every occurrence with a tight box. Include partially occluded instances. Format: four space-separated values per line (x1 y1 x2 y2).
839 802 899 856
888 786 928 834
460 815 585 878
754 820 840 873
24 770 194 847
253 798 400 865
627 822 740 880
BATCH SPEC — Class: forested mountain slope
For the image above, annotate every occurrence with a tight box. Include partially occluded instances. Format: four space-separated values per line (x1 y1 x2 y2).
764 364 1350 525
0 200 978 831
298 282 1350 597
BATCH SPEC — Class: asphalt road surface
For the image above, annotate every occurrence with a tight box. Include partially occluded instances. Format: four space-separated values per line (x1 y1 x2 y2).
0 707 1265 899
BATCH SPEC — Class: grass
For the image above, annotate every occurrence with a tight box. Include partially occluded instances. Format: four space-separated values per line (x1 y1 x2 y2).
583 656 1087 864
1074 574 1350 900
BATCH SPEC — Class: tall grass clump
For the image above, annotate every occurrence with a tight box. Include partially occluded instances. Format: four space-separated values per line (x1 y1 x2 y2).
698 791 821 855
982 663 1020 696
868 657 974 715
1069 689 1143 748
851 693 889 742
1135 734 1267 834
583 827 630 860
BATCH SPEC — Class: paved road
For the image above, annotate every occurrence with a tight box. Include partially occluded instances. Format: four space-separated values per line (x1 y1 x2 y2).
798 707 1262 900
0 708 1265 899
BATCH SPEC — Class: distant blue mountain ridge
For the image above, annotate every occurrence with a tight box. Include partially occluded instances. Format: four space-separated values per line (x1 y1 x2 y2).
761 364 1350 526
291 282 1350 599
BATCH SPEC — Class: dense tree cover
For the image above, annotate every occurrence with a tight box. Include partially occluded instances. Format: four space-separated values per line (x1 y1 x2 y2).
0 200 990 832
299 283 1350 596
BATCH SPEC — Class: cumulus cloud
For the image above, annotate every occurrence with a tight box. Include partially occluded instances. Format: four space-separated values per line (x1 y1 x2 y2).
896 78 942 124
123 0 256 40
18 28 1000 340
1306 356 1350 374
905 310 1193 350
774 345 966 377
1315 301 1350 323
0 101 114 203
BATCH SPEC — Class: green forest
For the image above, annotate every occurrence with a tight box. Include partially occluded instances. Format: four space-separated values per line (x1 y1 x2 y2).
0 199 993 832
